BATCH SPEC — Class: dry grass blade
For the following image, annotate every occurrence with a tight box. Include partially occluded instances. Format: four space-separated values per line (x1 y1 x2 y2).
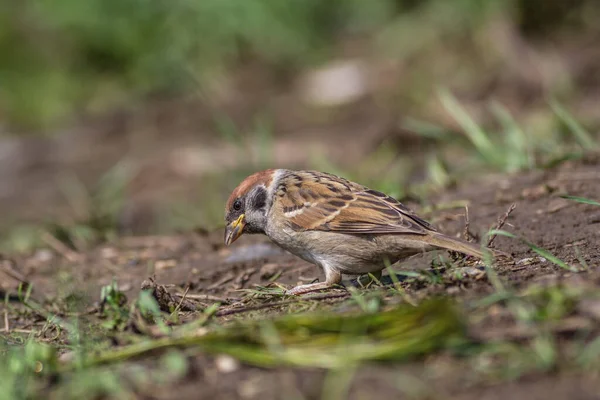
487 203 516 248
216 292 350 317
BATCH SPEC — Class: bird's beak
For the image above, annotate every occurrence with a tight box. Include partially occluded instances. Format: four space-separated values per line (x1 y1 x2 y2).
224 214 246 246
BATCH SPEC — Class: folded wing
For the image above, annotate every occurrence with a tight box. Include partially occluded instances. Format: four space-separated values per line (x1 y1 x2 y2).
277 171 436 235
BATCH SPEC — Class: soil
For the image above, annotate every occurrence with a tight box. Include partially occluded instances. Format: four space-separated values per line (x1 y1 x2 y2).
1 153 600 399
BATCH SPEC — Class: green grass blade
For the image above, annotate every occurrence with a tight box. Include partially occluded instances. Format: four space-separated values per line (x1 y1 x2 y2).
490 101 532 171
549 99 598 150
559 195 600 207
438 88 497 163
402 117 450 140
488 229 574 271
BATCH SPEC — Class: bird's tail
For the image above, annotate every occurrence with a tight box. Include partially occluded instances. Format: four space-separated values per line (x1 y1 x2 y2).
426 232 504 260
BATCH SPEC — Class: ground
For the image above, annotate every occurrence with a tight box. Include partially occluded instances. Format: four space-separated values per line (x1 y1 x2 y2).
1 152 599 399
2 2 600 398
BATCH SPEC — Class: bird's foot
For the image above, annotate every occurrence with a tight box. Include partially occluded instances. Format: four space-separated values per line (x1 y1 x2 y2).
285 282 336 296
286 268 342 296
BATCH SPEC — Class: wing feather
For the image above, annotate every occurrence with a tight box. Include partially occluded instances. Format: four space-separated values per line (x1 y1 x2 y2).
276 171 436 235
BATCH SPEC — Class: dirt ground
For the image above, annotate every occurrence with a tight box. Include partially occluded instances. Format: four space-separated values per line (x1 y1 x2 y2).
1 153 600 399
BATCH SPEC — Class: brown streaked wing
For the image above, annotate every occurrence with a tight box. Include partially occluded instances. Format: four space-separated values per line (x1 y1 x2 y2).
319 191 432 234
278 172 435 234
277 172 354 230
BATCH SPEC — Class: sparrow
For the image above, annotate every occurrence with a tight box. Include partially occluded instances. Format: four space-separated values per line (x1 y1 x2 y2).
224 169 500 295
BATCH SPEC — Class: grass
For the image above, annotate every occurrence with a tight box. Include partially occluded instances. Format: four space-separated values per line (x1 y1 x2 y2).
2 267 599 399
2 91 591 251
0 340 59 400
549 100 598 151
85 297 466 368
1 0 598 249
1 171 599 395
3 0 598 137
435 89 596 174
0 0 400 130
560 195 600 207
171 95 598 236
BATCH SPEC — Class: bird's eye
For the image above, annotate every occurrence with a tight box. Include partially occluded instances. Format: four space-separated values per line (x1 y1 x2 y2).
233 199 242 211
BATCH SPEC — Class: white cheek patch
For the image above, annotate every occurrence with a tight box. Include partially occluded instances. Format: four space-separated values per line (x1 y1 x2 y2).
268 169 285 193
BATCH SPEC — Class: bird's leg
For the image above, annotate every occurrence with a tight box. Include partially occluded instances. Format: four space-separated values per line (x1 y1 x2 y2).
286 265 342 296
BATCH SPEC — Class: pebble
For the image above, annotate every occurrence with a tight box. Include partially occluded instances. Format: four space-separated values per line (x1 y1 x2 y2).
100 247 118 259
215 354 240 374
516 256 547 265
454 267 485 277
155 259 177 270
32 249 54 262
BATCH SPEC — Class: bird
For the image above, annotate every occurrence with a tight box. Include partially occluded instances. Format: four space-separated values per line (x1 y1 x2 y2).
224 169 503 295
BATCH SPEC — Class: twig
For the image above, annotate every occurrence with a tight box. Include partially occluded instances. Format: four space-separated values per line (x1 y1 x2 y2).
207 272 235 290
174 293 232 304
487 203 517 248
215 292 350 317
1 261 32 300
172 286 190 316
10 329 33 334
233 267 257 290
462 205 471 241
41 232 82 263
0 260 29 285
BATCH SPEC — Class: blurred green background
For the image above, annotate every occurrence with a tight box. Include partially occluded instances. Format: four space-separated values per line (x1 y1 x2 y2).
0 0 599 250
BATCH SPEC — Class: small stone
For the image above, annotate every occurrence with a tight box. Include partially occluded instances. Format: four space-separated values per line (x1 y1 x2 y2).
155 259 177 270
33 249 54 262
516 257 546 266
196 327 209 336
119 283 132 292
59 351 75 363
453 267 484 278
100 247 118 259
215 354 240 374
521 184 549 200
